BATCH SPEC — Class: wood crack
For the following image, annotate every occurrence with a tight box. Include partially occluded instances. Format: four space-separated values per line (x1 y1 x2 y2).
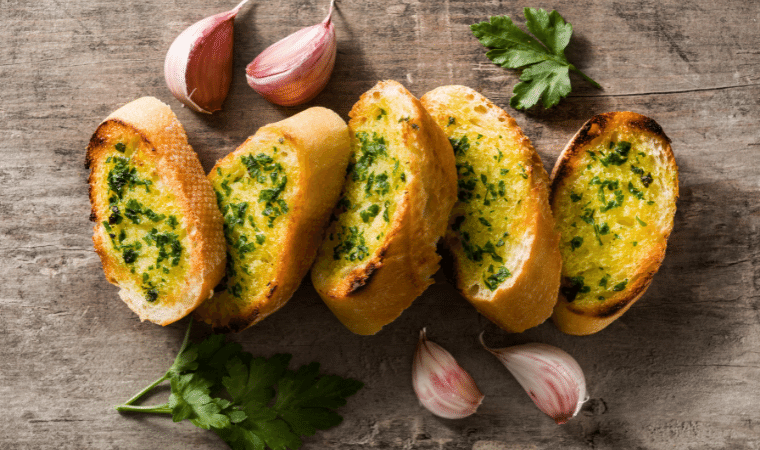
572 83 760 98
28 418 90 423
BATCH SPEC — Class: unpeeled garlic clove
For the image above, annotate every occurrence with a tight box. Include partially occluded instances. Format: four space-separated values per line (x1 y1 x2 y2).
245 0 337 106
480 334 587 424
412 328 484 419
164 0 250 114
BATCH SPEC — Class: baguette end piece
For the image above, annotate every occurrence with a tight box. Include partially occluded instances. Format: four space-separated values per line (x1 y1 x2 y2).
550 111 678 335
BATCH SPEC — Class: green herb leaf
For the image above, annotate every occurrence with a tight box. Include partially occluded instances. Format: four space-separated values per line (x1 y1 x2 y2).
168 373 231 429
471 8 601 109
483 266 512 291
115 320 363 450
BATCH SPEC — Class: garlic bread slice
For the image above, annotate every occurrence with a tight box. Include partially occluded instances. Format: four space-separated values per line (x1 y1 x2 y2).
86 96 226 325
311 80 457 335
194 107 351 332
550 112 678 335
421 85 561 333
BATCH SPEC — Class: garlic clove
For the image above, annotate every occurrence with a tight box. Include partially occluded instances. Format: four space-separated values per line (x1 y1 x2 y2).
245 0 337 107
164 0 250 114
480 333 587 424
412 328 484 419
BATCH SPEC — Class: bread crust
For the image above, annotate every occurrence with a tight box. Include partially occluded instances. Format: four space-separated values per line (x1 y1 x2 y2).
195 107 351 332
86 96 226 325
421 85 561 333
550 111 679 335
311 80 458 335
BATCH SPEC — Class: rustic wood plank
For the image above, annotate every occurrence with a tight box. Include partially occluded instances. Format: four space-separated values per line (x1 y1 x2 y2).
1 0 759 448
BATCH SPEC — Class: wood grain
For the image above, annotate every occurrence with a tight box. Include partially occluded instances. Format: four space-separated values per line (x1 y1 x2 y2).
1 0 759 448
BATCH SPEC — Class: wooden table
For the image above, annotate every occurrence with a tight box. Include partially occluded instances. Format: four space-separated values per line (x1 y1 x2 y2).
2 0 759 448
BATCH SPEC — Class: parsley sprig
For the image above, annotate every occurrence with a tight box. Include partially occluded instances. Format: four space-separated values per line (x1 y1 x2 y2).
471 7 601 109
115 319 363 449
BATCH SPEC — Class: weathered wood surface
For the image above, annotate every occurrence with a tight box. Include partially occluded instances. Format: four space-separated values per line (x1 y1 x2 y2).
1 0 759 448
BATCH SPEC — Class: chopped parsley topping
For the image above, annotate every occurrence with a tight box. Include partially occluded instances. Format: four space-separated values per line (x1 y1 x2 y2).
333 226 369 261
600 141 631 166
613 280 628 291
107 156 152 199
484 266 512 291
628 181 645 200
478 217 492 228
561 276 591 302
123 248 138 264
599 190 625 213
337 196 352 211
144 228 182 267
447 116 456 127
351 132 388 182
570 236 583 250
360 204 381 223
449 135 470 156
517 163 529 179
462 239 503 263
145 289 158 303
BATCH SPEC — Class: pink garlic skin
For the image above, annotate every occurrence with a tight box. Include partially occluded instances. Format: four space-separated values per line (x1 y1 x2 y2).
483 341 587 424
246 4 336 107
164 1 247 113
412 329 484 419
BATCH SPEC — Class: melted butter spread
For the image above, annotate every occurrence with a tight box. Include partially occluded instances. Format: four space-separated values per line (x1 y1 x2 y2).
433 114 533 292
317 103 409 278
100 137 188 305
554 135 667 305
209 139 298 308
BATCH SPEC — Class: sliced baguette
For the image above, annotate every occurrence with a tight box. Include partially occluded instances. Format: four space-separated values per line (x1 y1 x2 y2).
311 80 457 335
550 112 678 335
86 96 226 325
194 107 351 332
421 85 561 333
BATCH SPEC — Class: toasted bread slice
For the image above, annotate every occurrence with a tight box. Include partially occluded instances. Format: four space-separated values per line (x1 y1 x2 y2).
550 112 678 335
86 96 226 325
421 86 561 333
194 107 351 332
311 80 457 335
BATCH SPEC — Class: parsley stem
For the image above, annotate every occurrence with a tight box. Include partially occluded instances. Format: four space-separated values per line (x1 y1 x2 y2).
116 318 194 409
118 373 170 407
172 317 194 367
115 403 172 414
569 65 602 89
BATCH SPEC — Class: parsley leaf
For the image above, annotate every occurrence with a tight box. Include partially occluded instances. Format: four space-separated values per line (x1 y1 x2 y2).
115 319 363 450
168 373 231 429
471 8 601 109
